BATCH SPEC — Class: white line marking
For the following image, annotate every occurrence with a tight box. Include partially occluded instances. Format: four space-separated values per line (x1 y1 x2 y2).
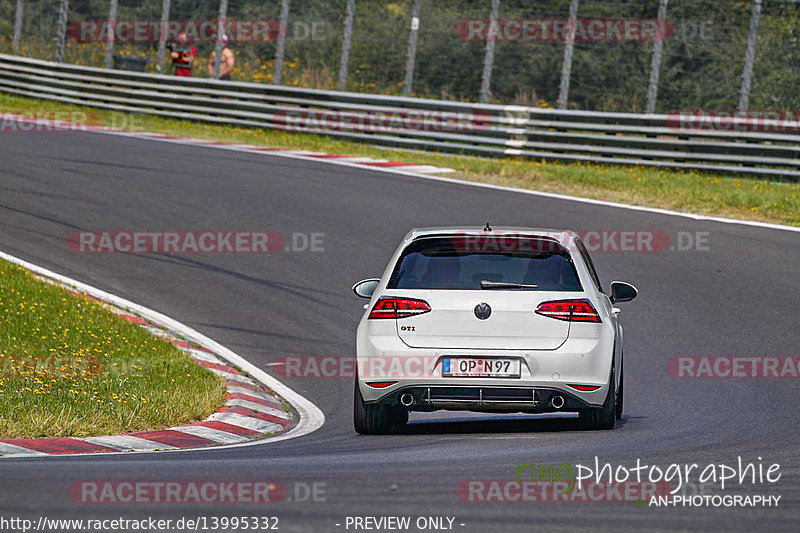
392 165 454 173
0 442 48 457
226 386 278 401
207 412 283 433
226 399 289 419
110 130 798 233
185 348 222 364
322 156 376 163
168 425 249 444
81 435 178 451
5 111 796 232
207 368 255 384
281 150 328 156
144 327 174 338
0 250 325 459
417 167 455 174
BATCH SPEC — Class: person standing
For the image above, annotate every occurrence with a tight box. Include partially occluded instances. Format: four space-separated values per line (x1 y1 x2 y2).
168 31 197 77
208 34 235 80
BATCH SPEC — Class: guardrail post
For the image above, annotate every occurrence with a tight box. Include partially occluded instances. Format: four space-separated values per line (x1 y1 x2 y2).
738 0 762 112
104 0 118 69
556 0 579 110
54 0 69 63
13 0 23 55
338 0 356 91
274 0 290 85
645 0 669 114
403 0 422 97
212 0 229 79
479 0 500 103
156 0 171 73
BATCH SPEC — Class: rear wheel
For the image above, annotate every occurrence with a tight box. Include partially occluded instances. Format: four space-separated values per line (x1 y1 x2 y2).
392 406 409 428
579 366 616 430
353 379 397 435
615 361 624 420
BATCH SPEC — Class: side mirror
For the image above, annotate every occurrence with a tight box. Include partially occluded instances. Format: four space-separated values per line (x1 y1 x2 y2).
352 278 380 299
610 281 638 303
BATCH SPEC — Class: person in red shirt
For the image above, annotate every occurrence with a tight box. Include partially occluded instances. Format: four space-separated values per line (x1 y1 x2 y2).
168 31 196 77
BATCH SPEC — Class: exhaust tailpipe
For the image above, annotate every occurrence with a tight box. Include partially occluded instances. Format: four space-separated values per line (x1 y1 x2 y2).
400 393 415 407
550 395 565 409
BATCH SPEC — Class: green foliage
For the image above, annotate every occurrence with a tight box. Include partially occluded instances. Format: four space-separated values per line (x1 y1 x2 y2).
0 257 226 438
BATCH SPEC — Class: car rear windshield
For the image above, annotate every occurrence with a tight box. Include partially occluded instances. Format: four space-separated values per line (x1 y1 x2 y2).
387 236 582 291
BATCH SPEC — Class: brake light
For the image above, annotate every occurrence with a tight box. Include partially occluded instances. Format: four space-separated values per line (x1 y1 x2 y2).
368 297 431 319
568 384 602 392
365 381 397 388
535 299 601 323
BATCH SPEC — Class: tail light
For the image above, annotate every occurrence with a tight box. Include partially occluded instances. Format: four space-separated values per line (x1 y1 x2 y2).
365 381 397 388
535 299 601 323
368 297 431 319
568 384 602 392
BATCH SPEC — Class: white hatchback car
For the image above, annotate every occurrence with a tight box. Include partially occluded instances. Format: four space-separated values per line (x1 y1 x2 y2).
352 226 637 434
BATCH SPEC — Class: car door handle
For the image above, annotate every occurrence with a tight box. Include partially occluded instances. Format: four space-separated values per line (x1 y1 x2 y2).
612 307 621 315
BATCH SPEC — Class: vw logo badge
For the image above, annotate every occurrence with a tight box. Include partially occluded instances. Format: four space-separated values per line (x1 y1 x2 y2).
474 303 492 320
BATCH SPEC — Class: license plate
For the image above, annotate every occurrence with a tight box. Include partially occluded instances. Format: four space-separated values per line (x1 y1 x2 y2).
442 358 520 378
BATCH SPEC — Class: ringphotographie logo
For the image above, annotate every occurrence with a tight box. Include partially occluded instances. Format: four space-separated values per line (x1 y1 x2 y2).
467 456 784 507
456 18 673 42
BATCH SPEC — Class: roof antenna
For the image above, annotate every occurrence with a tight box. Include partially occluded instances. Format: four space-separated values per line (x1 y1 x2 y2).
484 222 492 232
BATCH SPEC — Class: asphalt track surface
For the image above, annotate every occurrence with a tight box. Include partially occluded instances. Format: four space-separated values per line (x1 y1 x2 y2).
0 129 798 533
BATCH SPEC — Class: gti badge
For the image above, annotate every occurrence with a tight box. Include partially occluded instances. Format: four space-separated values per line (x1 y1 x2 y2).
474 302 492 320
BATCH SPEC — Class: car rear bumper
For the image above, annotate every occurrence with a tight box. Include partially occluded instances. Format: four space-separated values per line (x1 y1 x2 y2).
365 383 605 413
356 347 613 410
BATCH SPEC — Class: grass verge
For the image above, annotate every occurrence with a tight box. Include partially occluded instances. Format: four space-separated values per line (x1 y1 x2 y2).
1 92 798 227
0 258 227 439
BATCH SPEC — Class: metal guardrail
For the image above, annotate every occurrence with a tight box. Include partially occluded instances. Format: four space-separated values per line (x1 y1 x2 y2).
1 53 798 179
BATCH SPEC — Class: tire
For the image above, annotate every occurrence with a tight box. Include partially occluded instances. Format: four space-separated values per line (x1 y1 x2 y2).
392 406 409 428
353 378 394 435
579 366 616 430
615 361 624 420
